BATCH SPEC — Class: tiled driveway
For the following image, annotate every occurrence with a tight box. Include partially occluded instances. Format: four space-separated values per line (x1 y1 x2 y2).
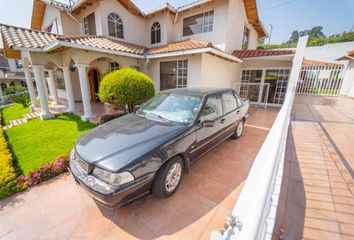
273 95 354 240
0 107 278 240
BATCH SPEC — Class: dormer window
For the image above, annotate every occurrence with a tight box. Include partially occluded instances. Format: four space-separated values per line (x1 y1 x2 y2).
183 10 214 37
242 26 250 50
108 13 123 39
151 22 161 44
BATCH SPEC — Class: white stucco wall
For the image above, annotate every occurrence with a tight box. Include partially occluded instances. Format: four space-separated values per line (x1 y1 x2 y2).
97 0 147 46
146 54 203 92
340 60 354 97
60 11 81 35
225 0 259 52
200 53 240 88
304 42 354 65
41 5 63 34
174 0 229 51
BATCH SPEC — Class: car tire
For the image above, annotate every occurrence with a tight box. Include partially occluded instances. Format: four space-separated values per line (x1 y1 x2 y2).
152 156 184 198
231 119 244 139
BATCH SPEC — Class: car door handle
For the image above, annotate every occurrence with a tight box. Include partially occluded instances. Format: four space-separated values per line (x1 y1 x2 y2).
236 110 241 114
220 118 226 124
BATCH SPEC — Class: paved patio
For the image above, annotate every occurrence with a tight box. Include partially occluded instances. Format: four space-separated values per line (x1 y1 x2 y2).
0 106 278 240
273 95 354 240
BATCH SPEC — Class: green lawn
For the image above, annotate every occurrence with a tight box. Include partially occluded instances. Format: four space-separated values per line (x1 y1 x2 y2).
1 104 30 125
5 113 95 174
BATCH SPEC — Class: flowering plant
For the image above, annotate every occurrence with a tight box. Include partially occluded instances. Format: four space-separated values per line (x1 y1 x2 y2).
16 156 69 190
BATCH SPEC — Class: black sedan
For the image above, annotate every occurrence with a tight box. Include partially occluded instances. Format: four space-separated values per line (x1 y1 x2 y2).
69 88 250 206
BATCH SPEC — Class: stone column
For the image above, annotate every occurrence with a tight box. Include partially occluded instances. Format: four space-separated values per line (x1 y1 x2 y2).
23 65 37 112
47 69 60 105
61 66 76 112
32 65 54 120
75 64 93 121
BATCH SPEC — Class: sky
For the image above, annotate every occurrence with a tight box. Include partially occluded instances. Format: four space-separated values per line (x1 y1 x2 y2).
0 0 353 46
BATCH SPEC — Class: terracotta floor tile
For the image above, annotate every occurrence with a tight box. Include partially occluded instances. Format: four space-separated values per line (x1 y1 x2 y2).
303 227 342 240
333 195 354 206
336 212 354 224
304 217 340 233
305 208 337 221
339 223 354 236
305 192 333 203
335 203 354 214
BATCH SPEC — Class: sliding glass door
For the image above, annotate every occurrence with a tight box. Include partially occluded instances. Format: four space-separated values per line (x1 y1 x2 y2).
160 60 188 91
262 69 290 104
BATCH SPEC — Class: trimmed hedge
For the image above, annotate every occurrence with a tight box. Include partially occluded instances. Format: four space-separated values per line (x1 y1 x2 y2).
98 67 155 113
0 114 19 199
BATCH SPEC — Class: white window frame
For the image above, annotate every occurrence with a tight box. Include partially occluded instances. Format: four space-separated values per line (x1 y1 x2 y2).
83 16 89 35
151 22 161 44
239 67 291 106
107 13 123 39
183 10 214 37
159 59 188 90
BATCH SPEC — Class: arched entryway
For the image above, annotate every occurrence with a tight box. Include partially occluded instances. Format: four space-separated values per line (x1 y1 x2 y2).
88 68 101 102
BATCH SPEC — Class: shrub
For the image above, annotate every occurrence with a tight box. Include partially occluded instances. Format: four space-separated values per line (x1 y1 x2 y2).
16 156 69 190
98 68 155 113
13 94 30 108
3 86 27 96
98 112 127 124
0 115 19 199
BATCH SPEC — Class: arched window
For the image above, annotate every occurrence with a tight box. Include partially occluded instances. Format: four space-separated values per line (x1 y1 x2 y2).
110 62 120 71
151 22 161 44
107 13 123 38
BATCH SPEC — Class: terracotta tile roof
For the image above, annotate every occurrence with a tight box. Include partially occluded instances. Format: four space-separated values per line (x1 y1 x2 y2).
232 49 295 59
0 24 57 49
148 39 217 54
57 35 147 55
0 24 146 55
302 59 343 67
337 50 354 61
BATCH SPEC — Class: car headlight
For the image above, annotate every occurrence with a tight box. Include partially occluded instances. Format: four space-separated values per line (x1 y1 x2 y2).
92 168 134 186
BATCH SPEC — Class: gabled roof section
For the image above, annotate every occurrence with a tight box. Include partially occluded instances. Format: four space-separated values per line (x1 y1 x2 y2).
148 39 242 62
303 59 343 67
0 24 146 58
71 0 143 15
337 50 354 61
232 49 295 59
243 0 267 38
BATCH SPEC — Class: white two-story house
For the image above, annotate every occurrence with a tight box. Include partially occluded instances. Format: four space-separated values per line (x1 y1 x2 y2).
0 0 295 120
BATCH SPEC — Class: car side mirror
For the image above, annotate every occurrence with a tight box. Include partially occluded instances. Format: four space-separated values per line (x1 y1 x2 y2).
202 120 215 127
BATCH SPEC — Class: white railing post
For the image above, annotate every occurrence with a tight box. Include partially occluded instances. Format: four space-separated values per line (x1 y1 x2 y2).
212 36 308 240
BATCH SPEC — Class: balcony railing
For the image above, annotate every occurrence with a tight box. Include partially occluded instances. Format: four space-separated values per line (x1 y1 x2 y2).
211 36 308 240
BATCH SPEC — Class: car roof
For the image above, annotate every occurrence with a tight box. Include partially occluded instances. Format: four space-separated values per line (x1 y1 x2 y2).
160 87 234 97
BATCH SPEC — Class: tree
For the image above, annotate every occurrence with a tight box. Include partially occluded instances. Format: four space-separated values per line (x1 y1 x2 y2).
309 26 325 38
288 30 299 44
98 68 155 113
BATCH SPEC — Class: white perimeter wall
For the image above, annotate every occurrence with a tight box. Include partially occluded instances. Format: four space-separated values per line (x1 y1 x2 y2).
340 60 354 97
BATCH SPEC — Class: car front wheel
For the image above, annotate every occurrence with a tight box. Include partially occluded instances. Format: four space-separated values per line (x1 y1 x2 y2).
153 156 183 198
231 119 244 139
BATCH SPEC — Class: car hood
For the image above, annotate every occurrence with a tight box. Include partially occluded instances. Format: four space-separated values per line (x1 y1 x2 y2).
75 113 188 172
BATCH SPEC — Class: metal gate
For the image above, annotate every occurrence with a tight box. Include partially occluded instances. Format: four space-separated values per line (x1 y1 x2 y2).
296 65 344 95
235 82 270 108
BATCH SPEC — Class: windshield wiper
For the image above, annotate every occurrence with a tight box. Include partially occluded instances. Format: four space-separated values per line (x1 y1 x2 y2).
146 112 172 124
136 110 145 118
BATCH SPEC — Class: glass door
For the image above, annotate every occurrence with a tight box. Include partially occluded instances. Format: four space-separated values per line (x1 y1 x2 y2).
262 69 290 104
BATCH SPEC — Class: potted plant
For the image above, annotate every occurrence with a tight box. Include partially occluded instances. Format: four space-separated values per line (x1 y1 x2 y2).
98 68 155 113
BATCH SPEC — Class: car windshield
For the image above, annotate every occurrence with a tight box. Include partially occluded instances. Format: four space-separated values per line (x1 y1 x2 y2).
138 93 202 124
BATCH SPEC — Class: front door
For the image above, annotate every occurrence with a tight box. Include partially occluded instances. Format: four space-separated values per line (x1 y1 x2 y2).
195 94 225 157
88 69 100 102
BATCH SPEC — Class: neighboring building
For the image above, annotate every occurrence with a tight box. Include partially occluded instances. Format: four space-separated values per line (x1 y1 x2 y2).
0 50 28 96
338 50 354 97
0 0 299 120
